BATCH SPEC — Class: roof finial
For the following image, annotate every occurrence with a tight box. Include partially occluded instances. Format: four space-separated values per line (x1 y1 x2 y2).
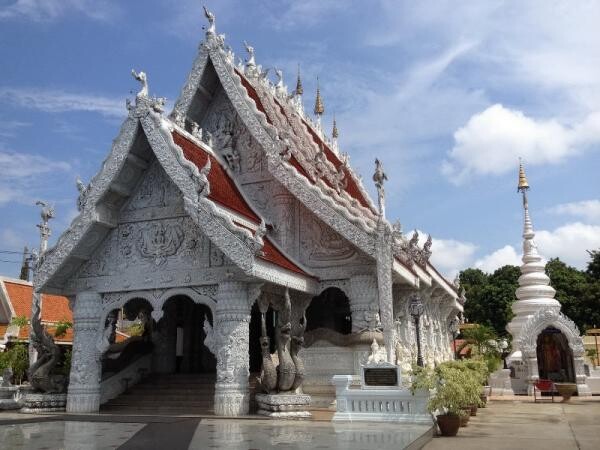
203 5 216 36
314 77 324 116
372 158 388 218
295 64 303 96
332 114 339 139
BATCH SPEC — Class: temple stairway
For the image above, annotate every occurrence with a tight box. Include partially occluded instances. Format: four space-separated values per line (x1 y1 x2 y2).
101 373 217 415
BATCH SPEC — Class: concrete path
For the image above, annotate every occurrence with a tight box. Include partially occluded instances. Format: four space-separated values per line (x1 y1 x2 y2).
424 397 600 450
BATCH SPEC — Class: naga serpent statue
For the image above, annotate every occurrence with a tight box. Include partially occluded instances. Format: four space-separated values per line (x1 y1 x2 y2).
257 311 277 394
27 290 67 393
289 311 307 392
27 202 67 394
275 289 296 391
258 288 309 394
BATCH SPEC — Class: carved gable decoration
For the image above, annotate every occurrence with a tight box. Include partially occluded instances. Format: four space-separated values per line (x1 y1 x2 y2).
124 160 181 211
299 207 358 268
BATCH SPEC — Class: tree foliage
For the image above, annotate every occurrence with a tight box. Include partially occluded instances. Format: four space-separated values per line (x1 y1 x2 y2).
460 266 519 335
460 249 600 334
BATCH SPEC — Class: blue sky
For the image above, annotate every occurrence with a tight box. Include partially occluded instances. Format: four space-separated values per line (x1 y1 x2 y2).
1 0 599 279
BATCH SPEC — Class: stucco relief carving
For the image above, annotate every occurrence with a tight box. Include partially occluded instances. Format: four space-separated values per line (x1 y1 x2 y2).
299 214 356 267
136 220 185 265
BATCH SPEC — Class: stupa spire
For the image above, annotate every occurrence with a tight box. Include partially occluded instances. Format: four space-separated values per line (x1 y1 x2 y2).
506 160 560 342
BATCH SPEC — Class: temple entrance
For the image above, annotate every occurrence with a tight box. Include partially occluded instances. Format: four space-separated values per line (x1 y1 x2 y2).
162 295 216 374
536 327 575 383
306 287 352 334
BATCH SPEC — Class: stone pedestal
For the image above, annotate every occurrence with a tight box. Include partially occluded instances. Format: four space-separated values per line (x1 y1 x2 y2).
20 392 67 413
0 386 20 410
255 393 312 419
489 368 515 396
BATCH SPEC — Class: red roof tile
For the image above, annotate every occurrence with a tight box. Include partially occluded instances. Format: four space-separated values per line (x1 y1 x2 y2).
261 238 308 276
233 69 374 213
173 131 261 224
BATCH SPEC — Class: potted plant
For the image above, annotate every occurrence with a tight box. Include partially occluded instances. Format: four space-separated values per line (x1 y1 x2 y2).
426 364 472 436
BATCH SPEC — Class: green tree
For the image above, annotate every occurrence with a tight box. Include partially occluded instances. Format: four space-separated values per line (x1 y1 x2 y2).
461 266 518 335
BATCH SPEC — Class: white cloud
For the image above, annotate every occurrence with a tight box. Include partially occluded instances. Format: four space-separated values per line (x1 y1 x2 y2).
536 222 600 269
473 222 600 273
0 87 125 118
0 149 71 205
442 104 600 183
0 0 119 22
429 238 478 280
474 245 521 274
549 200 600 224
0 150 70 180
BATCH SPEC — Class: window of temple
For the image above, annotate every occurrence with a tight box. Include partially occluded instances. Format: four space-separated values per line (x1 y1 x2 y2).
306 287 352 335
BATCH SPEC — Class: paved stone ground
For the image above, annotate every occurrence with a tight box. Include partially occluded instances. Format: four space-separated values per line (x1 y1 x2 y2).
0 414 432 449
424 396 600 450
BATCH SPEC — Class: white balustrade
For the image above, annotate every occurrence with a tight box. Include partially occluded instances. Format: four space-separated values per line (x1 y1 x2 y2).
332 375 432 424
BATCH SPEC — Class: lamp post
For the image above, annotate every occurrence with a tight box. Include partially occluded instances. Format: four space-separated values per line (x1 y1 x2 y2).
409 294 424 367
498 338 509 369
449 318 460 360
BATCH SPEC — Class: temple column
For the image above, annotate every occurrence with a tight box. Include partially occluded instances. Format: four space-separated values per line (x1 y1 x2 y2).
214 281 251 416
67 291 103 413
151 303 177 374
349 274 378 332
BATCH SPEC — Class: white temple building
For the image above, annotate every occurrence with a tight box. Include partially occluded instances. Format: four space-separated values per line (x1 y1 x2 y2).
33 10 463 415
506 163 591 396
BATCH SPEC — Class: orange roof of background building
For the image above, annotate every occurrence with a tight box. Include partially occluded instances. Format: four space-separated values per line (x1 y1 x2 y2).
4 281 72 323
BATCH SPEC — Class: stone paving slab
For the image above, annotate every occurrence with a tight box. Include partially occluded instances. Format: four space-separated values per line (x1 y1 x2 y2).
424 398 600 450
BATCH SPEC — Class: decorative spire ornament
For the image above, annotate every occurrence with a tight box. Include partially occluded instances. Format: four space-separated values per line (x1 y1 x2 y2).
314 77 324 132
295 65 303 96
331 114 339 152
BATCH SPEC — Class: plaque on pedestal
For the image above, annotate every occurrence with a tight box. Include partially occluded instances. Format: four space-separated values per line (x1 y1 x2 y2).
361 361 402 390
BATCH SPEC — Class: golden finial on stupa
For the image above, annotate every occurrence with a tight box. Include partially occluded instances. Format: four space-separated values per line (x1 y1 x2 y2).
314 77 324 116
332 115 339 139
517 158 530 192
295 65 303 96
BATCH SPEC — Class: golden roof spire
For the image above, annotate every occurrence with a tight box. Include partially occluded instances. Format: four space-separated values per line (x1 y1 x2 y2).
332 114 339 139
314 77 324 115
295 65 303 96
517 158 530 192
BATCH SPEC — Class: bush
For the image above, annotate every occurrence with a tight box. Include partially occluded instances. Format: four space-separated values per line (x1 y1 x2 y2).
0 344 29 384
54 319 72 339
56 348 72 377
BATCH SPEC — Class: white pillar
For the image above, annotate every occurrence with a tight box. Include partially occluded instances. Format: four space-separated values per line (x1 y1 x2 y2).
214 281 251 416
67 291 103 413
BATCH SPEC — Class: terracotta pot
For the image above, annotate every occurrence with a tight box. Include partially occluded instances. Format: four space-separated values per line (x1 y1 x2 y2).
470 404 478 416
459 409 471 427
436 414 461 436
480 393 487 407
